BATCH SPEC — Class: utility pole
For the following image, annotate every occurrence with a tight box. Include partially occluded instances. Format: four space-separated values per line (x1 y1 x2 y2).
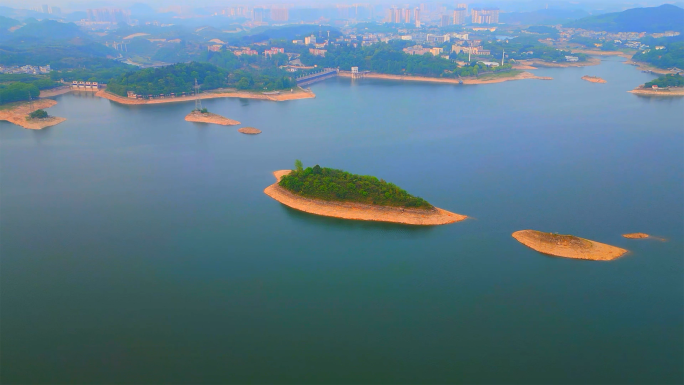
194 78 202 111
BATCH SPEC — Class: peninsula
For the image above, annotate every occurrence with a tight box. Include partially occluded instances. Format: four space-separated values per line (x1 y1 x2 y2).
512 230 628 261
581 75 607 83
629 74 684 96
264 164 466 225
185 110 240 126
97 87 315 105
0 99 66 129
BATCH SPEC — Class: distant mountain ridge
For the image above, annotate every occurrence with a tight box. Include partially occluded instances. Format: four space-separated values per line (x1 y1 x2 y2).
564 4 684 32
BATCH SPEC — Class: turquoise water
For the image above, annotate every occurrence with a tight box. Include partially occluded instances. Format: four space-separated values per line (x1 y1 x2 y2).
1 58 682 384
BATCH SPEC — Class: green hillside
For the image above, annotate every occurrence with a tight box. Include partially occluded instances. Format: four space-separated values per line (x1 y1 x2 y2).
564 5 684 32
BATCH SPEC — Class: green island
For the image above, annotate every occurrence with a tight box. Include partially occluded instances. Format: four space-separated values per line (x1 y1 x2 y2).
279 161 433 209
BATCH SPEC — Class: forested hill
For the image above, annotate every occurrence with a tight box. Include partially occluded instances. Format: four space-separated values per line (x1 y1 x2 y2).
105 61 296 96
105 62 230 96
564 5 684 32
278 164 434 209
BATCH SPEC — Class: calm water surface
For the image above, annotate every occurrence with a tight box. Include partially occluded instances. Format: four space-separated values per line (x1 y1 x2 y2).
1 58 682 384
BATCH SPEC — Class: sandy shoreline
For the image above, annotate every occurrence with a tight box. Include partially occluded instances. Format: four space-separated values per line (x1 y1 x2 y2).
570 49 634 59
624 60 673 75
512 230 628 261
519 57 601 68
185 111 240 125
264 170 467 225
581 75 607 83
339 71 551 85
39 86 74 98
0 99 66 129
96 87 315 106
628 87 684 96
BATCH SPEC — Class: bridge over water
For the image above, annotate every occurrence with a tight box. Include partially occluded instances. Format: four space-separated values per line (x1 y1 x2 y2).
296 68 339 86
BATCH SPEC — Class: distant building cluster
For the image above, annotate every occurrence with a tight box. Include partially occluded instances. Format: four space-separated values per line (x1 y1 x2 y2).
0 64 51 74
30 4 61 15
87 8 131 24
471 8 499 24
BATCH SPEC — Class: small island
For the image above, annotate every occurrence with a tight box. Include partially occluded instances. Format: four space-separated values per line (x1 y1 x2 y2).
0 99 66 129
238 127 261 135
264 161 466 225
622 233 649 239
185 108 240 126
512 230 628 261
581 75 607 83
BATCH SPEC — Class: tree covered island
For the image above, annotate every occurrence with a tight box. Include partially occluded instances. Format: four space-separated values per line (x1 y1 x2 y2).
266 163 466 225
278 161 433 209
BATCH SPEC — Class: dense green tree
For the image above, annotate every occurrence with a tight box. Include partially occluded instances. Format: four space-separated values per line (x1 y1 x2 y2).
279 165 433 209
28 109 48 119
644 73 684 88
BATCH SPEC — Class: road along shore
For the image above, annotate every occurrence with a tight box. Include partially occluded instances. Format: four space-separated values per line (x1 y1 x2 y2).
96 87 315 105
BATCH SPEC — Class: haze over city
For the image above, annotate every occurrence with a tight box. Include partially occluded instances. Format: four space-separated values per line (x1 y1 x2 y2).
0 0 682 384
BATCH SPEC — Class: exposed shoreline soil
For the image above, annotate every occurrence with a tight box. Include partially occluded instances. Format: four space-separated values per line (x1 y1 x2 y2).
0 99 66 129
512 230 628 261
624 60 673 75
628 87 684 96
570 49 634 59
238 127 261 134
96 87 315 105
622 233 649 239
581 75 607 83
519 57 601 68
185 111 240 125
264 170 467 225
39 86 73 98
339 71 551 85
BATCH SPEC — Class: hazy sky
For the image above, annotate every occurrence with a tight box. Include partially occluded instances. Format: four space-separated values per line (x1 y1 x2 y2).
5 0 679 12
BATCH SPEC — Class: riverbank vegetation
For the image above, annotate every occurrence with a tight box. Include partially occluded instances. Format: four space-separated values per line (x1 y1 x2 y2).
633 42 684 70
106 61 295 96
0 77 60 105
279 162 433 209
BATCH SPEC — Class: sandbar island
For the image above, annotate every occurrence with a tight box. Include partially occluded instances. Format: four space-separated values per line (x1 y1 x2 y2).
264 164 466 225
582 75 607 83
238 127 261 134
185 110 240 125
512 230 628 261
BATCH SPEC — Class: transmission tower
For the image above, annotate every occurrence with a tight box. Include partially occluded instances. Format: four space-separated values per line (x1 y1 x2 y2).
194 78 202 111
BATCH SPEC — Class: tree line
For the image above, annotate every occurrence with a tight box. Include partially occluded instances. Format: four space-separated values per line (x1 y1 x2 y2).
644 73 684 88
0 77 60 105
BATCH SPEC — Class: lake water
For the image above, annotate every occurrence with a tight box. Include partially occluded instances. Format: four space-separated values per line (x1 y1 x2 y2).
1 58 682 384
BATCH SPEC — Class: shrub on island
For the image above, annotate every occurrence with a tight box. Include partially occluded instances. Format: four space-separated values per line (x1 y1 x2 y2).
278 161 433 209
28 109 48 119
